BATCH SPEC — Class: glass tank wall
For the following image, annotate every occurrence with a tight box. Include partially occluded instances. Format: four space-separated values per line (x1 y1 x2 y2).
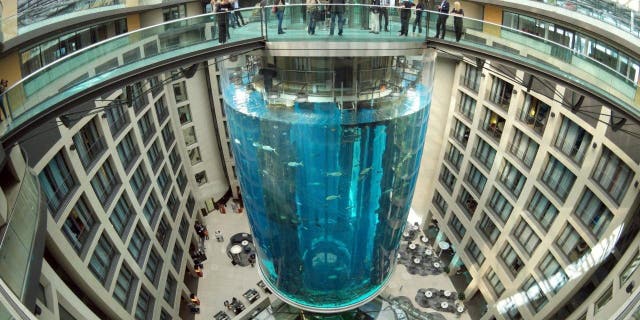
221 52 436 312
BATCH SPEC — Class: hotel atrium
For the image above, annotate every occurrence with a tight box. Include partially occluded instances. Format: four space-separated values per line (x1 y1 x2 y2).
0 0 639 320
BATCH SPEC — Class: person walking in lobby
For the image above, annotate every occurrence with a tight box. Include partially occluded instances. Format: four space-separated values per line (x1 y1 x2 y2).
434 0 449 39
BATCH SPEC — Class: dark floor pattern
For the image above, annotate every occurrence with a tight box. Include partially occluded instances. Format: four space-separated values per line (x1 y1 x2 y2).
397 241 444 276
415 288 464 315
388 296 447 320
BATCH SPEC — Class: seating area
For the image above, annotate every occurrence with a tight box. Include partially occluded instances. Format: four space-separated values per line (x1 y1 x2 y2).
415 288 466 315
397 224 448 277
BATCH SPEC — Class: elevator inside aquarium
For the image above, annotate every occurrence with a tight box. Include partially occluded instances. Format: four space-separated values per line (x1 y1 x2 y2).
219 52 436 312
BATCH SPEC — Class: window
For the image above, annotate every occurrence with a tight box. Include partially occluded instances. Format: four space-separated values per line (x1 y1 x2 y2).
186 193 195 214
519 94 551 136
73 119 105 169
154 96 169 124
91 159 121 206
473 138 496 169
501 243 524 277
458 188 477 218
466 165 487 194
513 218 540 256
462 64 481 91
135 286 153 320
117 131 140 172
592 147 633 204
538 253 567 294
148 76 163 97
481 108 506 140
145 249 162 284
183 126 197 146
172 242 183 271
445 143 463 171
110 195 134 239
130 164 150 201
143 192 161 226
451 119 470 147
167 191 180 219
176 169 187 193
509 129 539 168
160 310 171 320
195 170 208 186
541 156 576 202
113 264 135 309
620 250 640 285
555 116 592 165
575 189 612 237
130 82 148 113
439 166 457 193
89 234 117 285
156 217 171 250
39 151 76 213
450 215 466 240
128 225 148 264
595 285 613 313
147 140 163 172
172 81 188 103
104 100 129 137
138 111 156 143
478 213 499 244
498 161 526 197
178 104 192 124
169 147 181 169
62 196 96 253
158 166 172 197
489 76 514 109
458 92 476 119
486 270 505 297
488 188 513 223
161 124 175 147
522 277 548 313
164 274 177 306
432 191 448 215
179 215 189 241
527 189 558 230
163 4 186 21
556 224 587 262
466 241 485 266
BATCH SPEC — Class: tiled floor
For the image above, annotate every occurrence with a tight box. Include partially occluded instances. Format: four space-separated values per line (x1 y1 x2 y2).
195 209 471 320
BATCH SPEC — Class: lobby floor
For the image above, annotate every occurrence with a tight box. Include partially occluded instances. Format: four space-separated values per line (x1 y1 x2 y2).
195 209 471 320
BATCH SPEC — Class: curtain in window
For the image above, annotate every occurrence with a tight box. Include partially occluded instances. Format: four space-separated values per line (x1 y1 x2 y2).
576 189 612 237
528 189 558 229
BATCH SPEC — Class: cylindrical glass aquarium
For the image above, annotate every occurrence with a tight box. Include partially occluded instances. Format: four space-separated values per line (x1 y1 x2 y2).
222 52 436 312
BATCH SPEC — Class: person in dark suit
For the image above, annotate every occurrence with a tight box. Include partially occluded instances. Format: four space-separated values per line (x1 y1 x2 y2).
215 0 233 43
434 0 449 39
329 0 346 36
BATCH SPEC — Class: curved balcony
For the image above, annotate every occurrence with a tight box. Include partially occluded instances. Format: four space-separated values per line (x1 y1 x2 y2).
0 5 638 144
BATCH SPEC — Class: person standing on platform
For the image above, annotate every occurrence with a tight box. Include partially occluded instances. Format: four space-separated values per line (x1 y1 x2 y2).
307 0 320 34
398 0 414 36
434 0 449 39
369 0 381 34
451 1 464 41
232 0 246 26
412 0 425 36
215 0 233 43
274 0 286 34
329 0 346 36
379 0 391 32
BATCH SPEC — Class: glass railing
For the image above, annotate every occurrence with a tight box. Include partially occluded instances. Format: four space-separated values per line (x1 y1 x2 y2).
0 5 638 141
532 0 640 38
0 154 41 303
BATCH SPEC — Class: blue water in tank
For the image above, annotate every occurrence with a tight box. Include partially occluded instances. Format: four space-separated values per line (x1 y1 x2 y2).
224 71 431 312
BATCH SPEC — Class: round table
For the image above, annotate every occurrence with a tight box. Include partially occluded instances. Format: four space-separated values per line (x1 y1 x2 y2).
424 291 433 298
434 262 441 268
444 290 452 297
413 258 421 264
411 225 419 231
425 249 433 256
441 302 449 309
409 243 416 250
439 241 450 251
403 231 410 237
241 240 249 246
457 306 465 313
420 236 429 243
230 245 242 254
